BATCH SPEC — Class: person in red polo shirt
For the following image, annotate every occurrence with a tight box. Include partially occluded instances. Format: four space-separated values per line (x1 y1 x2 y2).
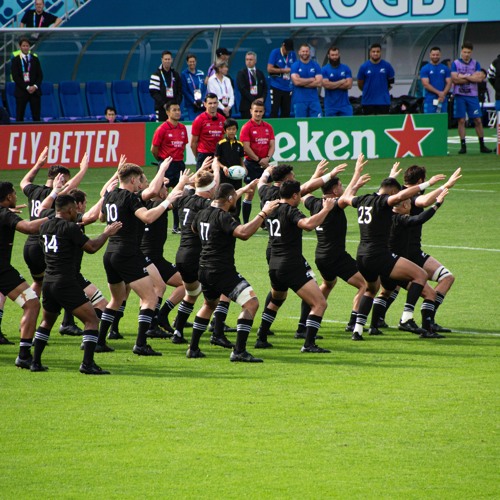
239 99 275 223
151 101 188 233
190 93 226 170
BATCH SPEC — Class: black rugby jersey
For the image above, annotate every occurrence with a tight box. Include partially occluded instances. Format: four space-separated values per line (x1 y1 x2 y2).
408 194 424 250
258 184 280 209
351 193 393 257
389 209 436 258
304 196 346 260
39 218 89 283
0 207 23 268
193 206 239 273
23 184 51 246
268 203 306 271
102 188 144 256
140 199 167 259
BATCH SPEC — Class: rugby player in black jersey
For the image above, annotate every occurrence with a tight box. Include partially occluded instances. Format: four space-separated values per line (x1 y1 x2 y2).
188 183 279 361
0 182 48 368
97 162 182 357
340 160 447 340
368 188 449 338
374 165 462 332
302 154 369 334
20 147 89 335
32 195 122 374
255 180 336 353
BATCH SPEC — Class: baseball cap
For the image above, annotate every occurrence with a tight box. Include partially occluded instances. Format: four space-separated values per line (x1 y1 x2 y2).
216 47 231 57
283 39 294 51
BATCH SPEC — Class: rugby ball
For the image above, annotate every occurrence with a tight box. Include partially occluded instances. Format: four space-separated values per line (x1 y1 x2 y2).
228 165 246 180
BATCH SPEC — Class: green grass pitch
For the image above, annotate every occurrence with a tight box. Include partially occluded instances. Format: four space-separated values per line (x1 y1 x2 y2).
0 132 499 498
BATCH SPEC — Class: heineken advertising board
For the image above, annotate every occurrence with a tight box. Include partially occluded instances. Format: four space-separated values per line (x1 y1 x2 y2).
145 113 447 167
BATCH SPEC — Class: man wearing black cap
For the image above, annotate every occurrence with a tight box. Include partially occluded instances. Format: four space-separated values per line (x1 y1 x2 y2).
267 39 297 118
206 48 232 83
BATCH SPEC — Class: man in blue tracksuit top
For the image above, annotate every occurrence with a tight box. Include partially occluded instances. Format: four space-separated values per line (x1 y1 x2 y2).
291 44 323 118
322 46 353 117
357 43 395 115
267 39 297 118
420 47 452 114
181 54 206 121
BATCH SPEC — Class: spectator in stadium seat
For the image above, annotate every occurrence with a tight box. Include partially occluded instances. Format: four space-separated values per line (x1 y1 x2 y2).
149 50 183 122
321 46 353 117
104 106 118 123
236 51 268 119
290 43 322 118
357 43 395 115
11 37 43 122
267 39 297 118
181 54 206 121
20 0 62 28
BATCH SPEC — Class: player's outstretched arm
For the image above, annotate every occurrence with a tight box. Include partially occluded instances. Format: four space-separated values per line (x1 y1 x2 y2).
388 173 445 206
83 222 123 254
233 199 280 240
300 162 347 195
15 216 49 235
20 146 48 190
64 152 89 193
339 153 368 206
236 178 258 200
141 157 172 200
414 170 458 207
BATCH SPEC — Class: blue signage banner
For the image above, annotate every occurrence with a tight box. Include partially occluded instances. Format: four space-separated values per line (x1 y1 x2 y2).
292 0 500 24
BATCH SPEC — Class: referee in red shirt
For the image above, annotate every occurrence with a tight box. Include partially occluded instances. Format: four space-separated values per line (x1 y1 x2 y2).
239 99 276 223
151 101 188 233
190 93 226 170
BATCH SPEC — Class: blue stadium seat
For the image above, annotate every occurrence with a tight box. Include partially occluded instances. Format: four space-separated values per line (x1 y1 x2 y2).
86 80 112 119
40 82 61 121
58 81 90 120
5 81 32 121
111 80 150 122
137 79 155 120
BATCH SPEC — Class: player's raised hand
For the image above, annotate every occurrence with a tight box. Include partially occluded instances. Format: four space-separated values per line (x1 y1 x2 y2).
200 156 214 171
104 221 123 236
106 179 119 193
79 152 89 171
444 167 462 188
160 156 173 171
118 154 127 170
313 159 329 178
436 187 449 203
35 146 48 168
355 153 368 172
389 161 401 178
429 174 446 185
354 173 371 189
331 163 347 177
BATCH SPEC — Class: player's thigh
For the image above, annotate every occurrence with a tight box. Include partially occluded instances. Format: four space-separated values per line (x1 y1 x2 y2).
296 279 326 309
390 257 426 283
422 256 442 277
72 300 99 328
129 275 157 302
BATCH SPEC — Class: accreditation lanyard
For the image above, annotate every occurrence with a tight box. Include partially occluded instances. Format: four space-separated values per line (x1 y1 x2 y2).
22 56 31 73
33 13 44 27
216 78 228 98
248 70 258 95
161 70 175 97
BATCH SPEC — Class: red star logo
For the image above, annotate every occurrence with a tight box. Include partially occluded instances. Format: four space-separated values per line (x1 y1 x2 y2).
385 115 433 157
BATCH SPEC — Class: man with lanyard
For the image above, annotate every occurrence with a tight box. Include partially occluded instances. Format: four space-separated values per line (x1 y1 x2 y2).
357 43 395 115
151 101 188 233
451 41 492 154
236 51 268 119
190 93 226 170
20 0 62 28
267 39 297 118
291 44 323 118
239 99 275 223
0 182 47 370
322 46 354 117
420 47 452 114
181 54 206 121
10 37 43 122
188 184 279 361
149 50 183 122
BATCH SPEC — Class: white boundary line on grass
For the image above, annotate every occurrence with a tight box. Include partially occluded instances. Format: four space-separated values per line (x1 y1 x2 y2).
291 317 500 337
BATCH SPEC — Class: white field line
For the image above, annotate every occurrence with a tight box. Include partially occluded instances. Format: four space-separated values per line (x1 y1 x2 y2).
289 317 500 336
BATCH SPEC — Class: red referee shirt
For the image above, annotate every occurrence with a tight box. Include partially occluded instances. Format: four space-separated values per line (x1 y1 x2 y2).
240 119 275 160
191 111 226 154
152 120 188 161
